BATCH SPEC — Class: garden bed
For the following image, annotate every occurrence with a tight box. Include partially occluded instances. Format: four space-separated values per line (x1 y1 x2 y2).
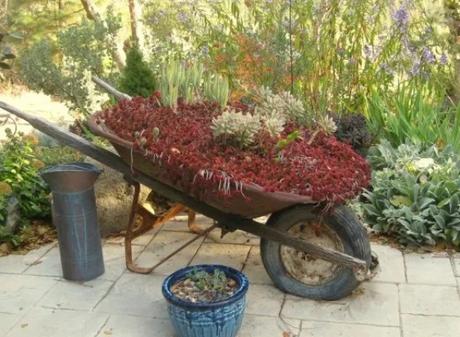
95 95 370 207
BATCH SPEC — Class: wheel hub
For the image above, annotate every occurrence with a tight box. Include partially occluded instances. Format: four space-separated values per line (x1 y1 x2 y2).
280 222 344 285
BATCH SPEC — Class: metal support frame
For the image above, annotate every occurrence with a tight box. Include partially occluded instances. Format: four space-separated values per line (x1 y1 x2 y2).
124 181 214 274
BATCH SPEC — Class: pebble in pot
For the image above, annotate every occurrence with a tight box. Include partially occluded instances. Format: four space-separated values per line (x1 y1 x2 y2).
162 264 249 337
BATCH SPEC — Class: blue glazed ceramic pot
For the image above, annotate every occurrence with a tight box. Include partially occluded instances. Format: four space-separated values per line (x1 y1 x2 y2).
162 264 249 337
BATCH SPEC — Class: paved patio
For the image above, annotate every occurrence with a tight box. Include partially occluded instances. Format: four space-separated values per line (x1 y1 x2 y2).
0 215 459 337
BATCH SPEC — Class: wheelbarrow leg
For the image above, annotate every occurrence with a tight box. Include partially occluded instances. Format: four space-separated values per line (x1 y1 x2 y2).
124 181 208 274
187 209 208 235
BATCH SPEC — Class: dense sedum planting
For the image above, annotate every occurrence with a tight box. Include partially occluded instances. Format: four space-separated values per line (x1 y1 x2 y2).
97 94 370 205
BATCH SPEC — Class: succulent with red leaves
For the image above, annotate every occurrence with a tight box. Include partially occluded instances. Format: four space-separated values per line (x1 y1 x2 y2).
97 95 371 205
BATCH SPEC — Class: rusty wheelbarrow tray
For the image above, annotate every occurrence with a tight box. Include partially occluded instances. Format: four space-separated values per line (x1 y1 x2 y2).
0 78 374 300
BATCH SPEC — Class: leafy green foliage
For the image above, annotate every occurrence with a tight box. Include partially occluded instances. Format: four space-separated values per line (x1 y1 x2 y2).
158 60 230 108
8 0 85 48
118 47 156 97
159 60 204 107
203 74 229 108
0 130 50 221
186 268 228 292
19 14 121 115
38 146 84 166
365 83 460 151
362 140 460 247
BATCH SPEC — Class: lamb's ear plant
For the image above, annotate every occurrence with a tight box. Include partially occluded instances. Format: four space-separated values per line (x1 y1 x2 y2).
361 140 460 248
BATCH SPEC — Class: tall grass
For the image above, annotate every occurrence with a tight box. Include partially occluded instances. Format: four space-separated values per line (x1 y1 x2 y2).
366 81 460 151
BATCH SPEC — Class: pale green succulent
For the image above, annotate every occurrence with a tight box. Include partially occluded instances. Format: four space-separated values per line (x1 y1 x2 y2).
211 108 261 148
316 115 338 135
254 87 311 135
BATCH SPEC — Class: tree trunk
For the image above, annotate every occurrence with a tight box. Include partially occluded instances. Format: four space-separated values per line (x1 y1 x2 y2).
444 0 460 103
80 0 100 21
127 0 144 51
80 0 126 69
0 0 8 27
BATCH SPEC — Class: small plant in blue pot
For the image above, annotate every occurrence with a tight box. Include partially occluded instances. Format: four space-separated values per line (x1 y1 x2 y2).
162 264 249 337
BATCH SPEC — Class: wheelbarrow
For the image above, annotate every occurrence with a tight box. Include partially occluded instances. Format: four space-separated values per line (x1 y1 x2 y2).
0 77 375 301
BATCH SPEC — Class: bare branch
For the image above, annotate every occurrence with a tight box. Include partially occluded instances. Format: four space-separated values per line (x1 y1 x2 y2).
92 75 131 101
79 0 126 69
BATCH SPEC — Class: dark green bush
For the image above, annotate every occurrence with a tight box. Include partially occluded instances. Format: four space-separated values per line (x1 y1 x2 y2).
118 47 156 97
334 114 372 153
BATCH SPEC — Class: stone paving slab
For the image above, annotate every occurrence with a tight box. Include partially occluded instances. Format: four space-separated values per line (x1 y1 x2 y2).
94 273 168 319
37 278 114 311
95 315 174 337
0 314 19 337
22 247 62 277
401 314 460 337
238 314 301 337
5 307 108 337
282 282 400 326
0 243 56 274
246 284 285 317
100 243 143 281
404 253 456 285
300 321 401 337
1 217 460 337
205 228 260 246
104 228 158 246
453 256 460 277
190 242 251 271
0 275 58 315
135 231 204 276
399 284 460 316
371 244 406 283
242 246 273 285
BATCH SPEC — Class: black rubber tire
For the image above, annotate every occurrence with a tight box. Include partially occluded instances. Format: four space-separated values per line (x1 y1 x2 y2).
260 205 371 301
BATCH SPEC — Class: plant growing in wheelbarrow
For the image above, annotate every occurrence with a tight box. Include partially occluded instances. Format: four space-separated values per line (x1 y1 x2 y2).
0 62 373 302
89 70 372 300
162 265 249 337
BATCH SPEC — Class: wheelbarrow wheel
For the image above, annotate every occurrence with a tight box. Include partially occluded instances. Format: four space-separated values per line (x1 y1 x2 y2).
260 205 371 300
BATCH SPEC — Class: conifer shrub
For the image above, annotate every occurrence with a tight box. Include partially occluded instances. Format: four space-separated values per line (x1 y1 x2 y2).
118 47 156 98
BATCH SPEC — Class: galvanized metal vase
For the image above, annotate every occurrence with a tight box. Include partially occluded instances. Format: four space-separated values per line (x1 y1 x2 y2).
162 265 249 337
41 162 104 282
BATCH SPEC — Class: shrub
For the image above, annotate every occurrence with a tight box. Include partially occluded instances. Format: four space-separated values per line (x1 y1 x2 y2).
362 140 460 247
19 14 120 116
118 47 156 97
334 114 372 152
38 146 84 166
0 130 50 221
